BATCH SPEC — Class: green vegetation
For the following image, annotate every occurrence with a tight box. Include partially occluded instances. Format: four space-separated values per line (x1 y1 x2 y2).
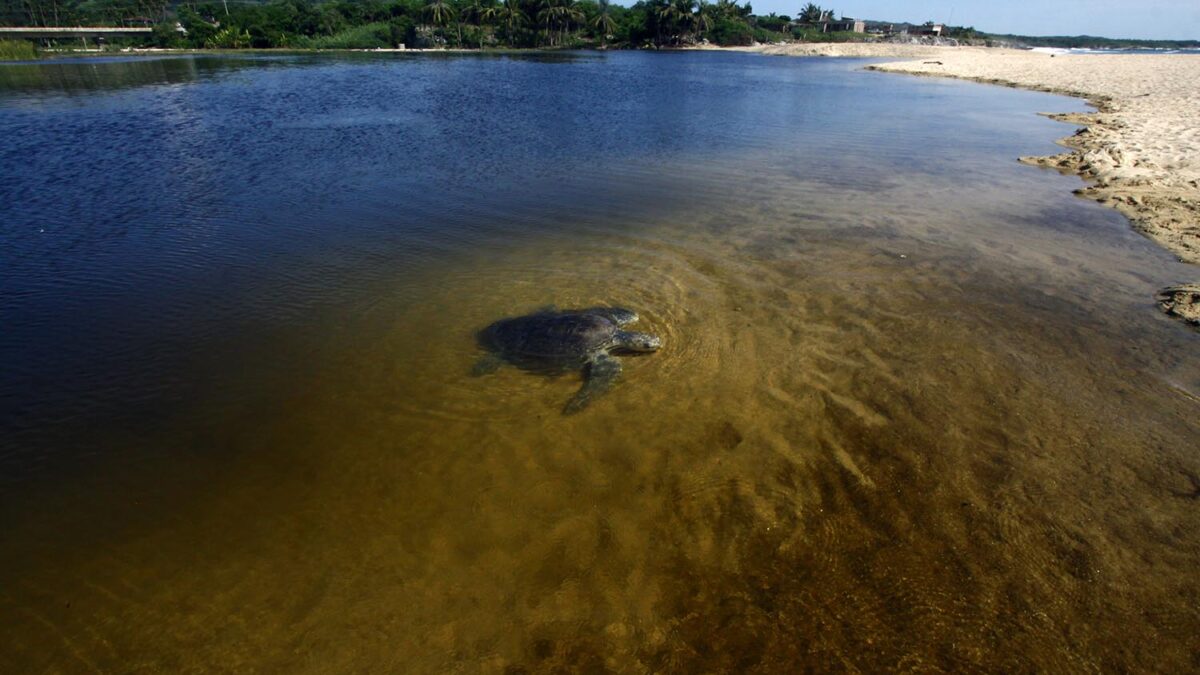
297 21 404 48
796 2 830 24
0 0 809 50
0 38 38 59
789 28 864 43
5 0 1192 53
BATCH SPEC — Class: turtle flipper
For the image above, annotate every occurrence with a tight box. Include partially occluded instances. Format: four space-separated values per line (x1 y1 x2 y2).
471 354 504 376
563 352 622 415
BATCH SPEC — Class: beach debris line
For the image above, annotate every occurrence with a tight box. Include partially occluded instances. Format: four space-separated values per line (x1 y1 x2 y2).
472 306 662 414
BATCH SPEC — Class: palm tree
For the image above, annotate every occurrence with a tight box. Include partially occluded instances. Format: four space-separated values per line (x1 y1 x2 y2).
655 0 676 44
694 0 714 37
465 0 498 48
658 0 696 45
592 0 616 47
453 0 465 46
536 0 556 46
536 0 582 47
424 0 456 43
562 0 584 45
798 2 824 24
497 0 525 47
672 0 696 42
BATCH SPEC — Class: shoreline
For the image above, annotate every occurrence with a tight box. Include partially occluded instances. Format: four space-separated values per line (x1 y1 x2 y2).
748 42 1190 326
757 43 1198 327
864 45 1200 324
863 48 1198 266
755 47 1199 255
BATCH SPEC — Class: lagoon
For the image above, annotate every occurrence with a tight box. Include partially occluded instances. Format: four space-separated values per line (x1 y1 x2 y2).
1 51 1198 671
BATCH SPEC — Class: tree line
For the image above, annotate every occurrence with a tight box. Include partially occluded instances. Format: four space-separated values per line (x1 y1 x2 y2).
0 0 847 49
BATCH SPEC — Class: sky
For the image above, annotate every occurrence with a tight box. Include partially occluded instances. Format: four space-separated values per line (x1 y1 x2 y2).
741 0 1200 41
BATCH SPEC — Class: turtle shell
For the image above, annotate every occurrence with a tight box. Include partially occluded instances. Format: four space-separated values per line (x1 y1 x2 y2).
481 311 617 371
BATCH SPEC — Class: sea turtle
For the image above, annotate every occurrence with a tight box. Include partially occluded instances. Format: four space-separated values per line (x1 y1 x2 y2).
472 306 662 414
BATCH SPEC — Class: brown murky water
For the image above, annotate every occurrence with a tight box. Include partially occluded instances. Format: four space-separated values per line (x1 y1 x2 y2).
1 53 1198 672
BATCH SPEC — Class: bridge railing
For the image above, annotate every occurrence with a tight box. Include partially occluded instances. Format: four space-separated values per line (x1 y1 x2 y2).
0 26 154 39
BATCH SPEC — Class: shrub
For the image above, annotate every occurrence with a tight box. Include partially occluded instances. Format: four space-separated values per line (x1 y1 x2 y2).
752 27 787 43
756 15 791 32
389 17 416 47
791 26 832 41
707 18 754 46
790 27 866 42
152 22 186 48
0 39 37 61
299 22 396 49
178 7 218 48
206 27 252 49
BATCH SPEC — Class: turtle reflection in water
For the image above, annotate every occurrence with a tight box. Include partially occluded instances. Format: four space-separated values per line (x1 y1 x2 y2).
472 306 663 414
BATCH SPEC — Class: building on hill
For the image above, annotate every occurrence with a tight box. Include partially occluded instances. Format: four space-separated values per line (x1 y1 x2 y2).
797 17 865 33
825 18 866 33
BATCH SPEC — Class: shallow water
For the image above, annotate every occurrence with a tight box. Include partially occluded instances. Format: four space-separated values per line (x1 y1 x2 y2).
1 51 1198 672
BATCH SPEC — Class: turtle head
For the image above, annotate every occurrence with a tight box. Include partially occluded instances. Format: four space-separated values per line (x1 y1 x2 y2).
614 330 661 353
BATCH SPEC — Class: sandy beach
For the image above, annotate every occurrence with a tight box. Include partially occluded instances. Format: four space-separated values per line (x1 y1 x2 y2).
761 43 1200 326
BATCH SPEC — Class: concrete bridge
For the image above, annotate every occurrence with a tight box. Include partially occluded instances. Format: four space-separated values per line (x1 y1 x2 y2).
0 26 153 39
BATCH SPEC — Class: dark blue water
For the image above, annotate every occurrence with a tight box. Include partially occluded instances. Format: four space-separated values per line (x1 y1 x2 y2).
2 52 1198 671
0 51 1072 464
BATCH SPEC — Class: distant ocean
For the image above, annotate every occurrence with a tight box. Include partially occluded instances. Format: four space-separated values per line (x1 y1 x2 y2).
1030 46 1200 55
